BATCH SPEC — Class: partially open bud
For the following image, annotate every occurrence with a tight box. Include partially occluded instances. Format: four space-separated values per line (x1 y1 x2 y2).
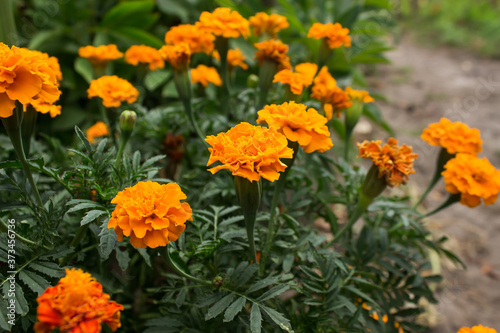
119 110 137 134
247 74 259 88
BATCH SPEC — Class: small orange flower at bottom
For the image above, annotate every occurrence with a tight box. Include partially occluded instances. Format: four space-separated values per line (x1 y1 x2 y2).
108 181 192 248
191 65 222 87
205 122 294 182
86 121 109 144
458 326 497 333
442 154 500 208
357 138 418 187
34 268 123 333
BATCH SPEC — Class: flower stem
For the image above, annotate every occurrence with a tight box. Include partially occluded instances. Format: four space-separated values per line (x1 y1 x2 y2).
259 141 299 275
0 0 17 45
423 193 461 218
2 106 43 207
215 37 231 118
0 219 37 247
160 247 211 285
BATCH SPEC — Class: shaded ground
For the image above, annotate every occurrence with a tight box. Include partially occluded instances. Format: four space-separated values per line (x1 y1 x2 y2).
366 34 500 332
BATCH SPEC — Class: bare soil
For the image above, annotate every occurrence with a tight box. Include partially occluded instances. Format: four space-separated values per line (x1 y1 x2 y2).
366 34 500 332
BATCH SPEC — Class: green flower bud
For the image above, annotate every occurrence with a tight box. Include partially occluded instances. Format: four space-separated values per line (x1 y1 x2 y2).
247 74 259 88
119 110 137 133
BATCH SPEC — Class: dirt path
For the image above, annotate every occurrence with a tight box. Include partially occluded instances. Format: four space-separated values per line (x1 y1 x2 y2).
367 34 500 333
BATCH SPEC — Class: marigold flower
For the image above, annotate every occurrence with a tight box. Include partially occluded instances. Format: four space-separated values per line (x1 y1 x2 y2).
30 99 61 118
254 39 291 70
421 118 482 155
165 24 215 54
358 138 418 187
227 49 248 70
257 101 333 153
86 121 109 144
34 268 123 333
198 7 250 39
159 43 191 71
0 44 62 118
108 181 193 248
191 65 222 87
311 67 351 119
273 62 318 95
78 44 123 66
458 325 497 333
249 12 289 38
206 122 294 182
87 75 139 108
307 22 351 49
442 154 500 208
346 87 374 103
124 45 164 71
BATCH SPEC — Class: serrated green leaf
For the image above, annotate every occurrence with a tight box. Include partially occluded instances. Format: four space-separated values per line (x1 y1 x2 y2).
137 248 152 267
250 303 261 333
18 270 49 295
81 210 108 226
75 126 92 153
205 294 235 320
260 305 293 332
223 297 246 322
175 289 187 308
28 261 64 278
141 155 166 170
98 225 117 260
67 201 105 213
256 284 290 302
115 248 130 271
0 296 11 330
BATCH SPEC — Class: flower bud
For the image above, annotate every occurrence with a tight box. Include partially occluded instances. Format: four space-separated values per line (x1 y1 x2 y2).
247 74 259 88
212 276 223 288
119 110 137 133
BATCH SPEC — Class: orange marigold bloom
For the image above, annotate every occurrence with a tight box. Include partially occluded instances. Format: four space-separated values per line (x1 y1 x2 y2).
108 181 193 248
249 12 289 38
254 39 291 70
421 118 482 155
358 138 418 187
78 44 123 66
458 326 497 333
87 75 139 108
0 44 62 118
30 99 61 118
205 122 294 182
227 49 248 70
311 67 352 119
34 268 123 333
165 24 215 54
346 87 374 103
159 43 191 71
198 7 250 39
124 45 164 71
191 65 222 87
307 22 351 49
86 121 109 144
273 62 318 95
257 101 333 153
442 154 500 208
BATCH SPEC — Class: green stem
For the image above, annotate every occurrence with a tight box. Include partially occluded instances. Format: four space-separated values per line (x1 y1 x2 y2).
181 98 208 148
259 141 299 275
244 212 258 264
160 247 211 285
0 0 17 45
0 219 38 247
70 224 90 249
423 193 461 218
257 59 278 110
114 132 131 169
2 106 43 206
21 107 37 157
215 37 231 118
413 148 455 209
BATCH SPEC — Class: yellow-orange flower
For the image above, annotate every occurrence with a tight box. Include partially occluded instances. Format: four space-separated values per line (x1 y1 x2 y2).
257 101 333 153
227 49 248 70
346 87 374 103
108 181 193 248
273 62 318 95
254 39 291 70
307 22 351 49
87 76 139 108
165 24 215 54
358 138 418 187
421 118 482 155
191 65 222 87
159 43 191 71
86 121 109 144
124 45 164 71
34 268 123 333
311 67 352 119
0 44 62 118
249 12 289 38
458 326 497 333
442 154 500 208
30 99 61 118
205 122 294 182
198 7 250 39
78 44 123 67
